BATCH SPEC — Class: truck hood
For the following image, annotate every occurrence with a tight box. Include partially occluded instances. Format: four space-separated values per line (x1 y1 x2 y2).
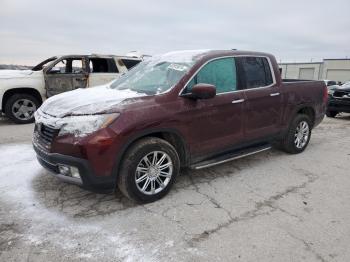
0 70 33 79
39 85 145 118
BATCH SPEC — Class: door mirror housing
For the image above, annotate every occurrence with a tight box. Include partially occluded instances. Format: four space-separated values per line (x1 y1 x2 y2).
186 83 216 99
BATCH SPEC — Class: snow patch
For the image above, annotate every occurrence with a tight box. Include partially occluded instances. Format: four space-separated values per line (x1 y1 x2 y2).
0 143 155 262
155 49 211 63
39 85 144 118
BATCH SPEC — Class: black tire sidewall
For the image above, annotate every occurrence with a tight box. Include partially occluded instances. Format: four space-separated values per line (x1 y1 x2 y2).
119 138 180 203
5 94 39 124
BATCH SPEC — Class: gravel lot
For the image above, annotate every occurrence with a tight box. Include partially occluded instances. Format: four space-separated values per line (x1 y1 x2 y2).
0 114 350 262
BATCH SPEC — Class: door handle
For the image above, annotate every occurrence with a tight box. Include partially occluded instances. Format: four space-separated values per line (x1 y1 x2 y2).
76 77 87 81
232 99 245 104
270 92 280 97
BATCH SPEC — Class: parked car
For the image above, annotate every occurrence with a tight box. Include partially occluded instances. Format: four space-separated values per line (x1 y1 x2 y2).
324 80 337 87
0 54 142 124
33 49 327 203
327 82 350 117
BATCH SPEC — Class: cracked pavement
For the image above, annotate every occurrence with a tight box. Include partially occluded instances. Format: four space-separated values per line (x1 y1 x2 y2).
0 114 350 261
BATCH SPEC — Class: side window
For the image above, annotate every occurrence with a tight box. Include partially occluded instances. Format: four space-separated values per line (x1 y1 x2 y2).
48 58 84 74
240 57 273 88
186 58 237 94
121 59 141 69
71 59 83 74
89 58 118 73
49 59 68 74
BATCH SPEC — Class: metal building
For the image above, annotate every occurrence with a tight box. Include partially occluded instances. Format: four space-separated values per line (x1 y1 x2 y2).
279 59 350 83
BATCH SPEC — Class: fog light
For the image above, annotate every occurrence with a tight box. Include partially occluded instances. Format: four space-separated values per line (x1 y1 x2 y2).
58 165 81 180
58 165 71 176
70 167 81 179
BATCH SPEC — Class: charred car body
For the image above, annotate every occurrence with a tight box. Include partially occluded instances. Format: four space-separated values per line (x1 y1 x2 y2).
33 49 327 203
0 54 142 124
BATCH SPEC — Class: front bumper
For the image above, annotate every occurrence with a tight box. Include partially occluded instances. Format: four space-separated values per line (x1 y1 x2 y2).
33 142 116 192
328 97 350 113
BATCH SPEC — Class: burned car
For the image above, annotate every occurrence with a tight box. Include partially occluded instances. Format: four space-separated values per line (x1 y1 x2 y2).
0 54 142 124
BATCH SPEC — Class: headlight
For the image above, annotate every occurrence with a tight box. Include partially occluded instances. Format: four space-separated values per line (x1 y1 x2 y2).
327 89 334 95
58 113 120 137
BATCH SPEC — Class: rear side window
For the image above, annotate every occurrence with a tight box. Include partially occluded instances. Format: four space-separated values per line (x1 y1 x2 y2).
121 59 141 69
89 58 118 73
186 57 237 94
239 57 273 88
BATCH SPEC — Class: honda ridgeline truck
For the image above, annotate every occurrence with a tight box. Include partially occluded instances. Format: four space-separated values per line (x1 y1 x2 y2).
33 50 327 203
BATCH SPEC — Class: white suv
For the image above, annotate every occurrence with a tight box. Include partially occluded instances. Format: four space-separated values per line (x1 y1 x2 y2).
0 54 141 124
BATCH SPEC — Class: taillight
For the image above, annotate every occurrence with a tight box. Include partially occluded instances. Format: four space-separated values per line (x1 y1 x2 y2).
323 85 328 104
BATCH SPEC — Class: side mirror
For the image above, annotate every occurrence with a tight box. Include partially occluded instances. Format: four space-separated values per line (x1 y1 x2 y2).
188 83 216 99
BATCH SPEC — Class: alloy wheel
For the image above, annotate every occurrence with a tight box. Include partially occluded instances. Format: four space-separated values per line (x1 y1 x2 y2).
294 121 309 149
135 151 173 195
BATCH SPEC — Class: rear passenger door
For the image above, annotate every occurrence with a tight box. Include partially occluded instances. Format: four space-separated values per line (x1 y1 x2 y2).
88 58 121 87
237 56 282 140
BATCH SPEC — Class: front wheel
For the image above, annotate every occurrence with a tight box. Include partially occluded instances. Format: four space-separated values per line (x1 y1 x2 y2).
117 137 180 203
4 94 39 124
280 114 312 154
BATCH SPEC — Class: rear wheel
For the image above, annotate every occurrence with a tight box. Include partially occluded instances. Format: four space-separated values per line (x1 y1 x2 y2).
5 94 39 124
326 110 338 118
117 137 180 203
280 114 312 154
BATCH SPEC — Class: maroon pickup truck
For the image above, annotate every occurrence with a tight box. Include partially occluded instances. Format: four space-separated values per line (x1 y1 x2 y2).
33 49 327 203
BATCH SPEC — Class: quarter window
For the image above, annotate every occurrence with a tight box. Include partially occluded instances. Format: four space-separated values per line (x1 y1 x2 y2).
121 59 141 69
185 58 237 94
239 57 273 88
89 58 118 73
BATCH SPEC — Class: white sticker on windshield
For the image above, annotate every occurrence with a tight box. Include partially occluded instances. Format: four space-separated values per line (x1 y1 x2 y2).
167 64 188 71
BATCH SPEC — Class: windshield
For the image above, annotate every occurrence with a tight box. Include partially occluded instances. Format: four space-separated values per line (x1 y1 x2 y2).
110 50 209 95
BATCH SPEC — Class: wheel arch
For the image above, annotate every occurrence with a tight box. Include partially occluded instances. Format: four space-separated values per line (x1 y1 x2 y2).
2 87 43 112
112 128 190 183
295 105 315 127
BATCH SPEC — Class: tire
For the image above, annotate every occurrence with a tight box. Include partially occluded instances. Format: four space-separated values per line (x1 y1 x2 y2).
326 110 338 118
117 137 180 203
4 94 40 124
280 114 312 154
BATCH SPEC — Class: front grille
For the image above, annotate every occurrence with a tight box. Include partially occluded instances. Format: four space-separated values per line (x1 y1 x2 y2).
333 90 350 98
40 124 58 143
33 124 59 152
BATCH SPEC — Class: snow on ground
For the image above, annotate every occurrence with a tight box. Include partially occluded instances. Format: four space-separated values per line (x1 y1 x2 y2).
0 144 155 262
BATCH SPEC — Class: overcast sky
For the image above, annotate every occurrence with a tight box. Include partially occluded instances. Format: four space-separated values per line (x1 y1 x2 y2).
0 0 349 65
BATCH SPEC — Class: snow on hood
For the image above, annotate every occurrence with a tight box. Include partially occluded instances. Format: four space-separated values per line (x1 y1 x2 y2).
0 69 33 79
39 85 145 118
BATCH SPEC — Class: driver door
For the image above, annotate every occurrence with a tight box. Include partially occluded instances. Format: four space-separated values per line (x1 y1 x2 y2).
44 56 88 97
181 57 245 159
